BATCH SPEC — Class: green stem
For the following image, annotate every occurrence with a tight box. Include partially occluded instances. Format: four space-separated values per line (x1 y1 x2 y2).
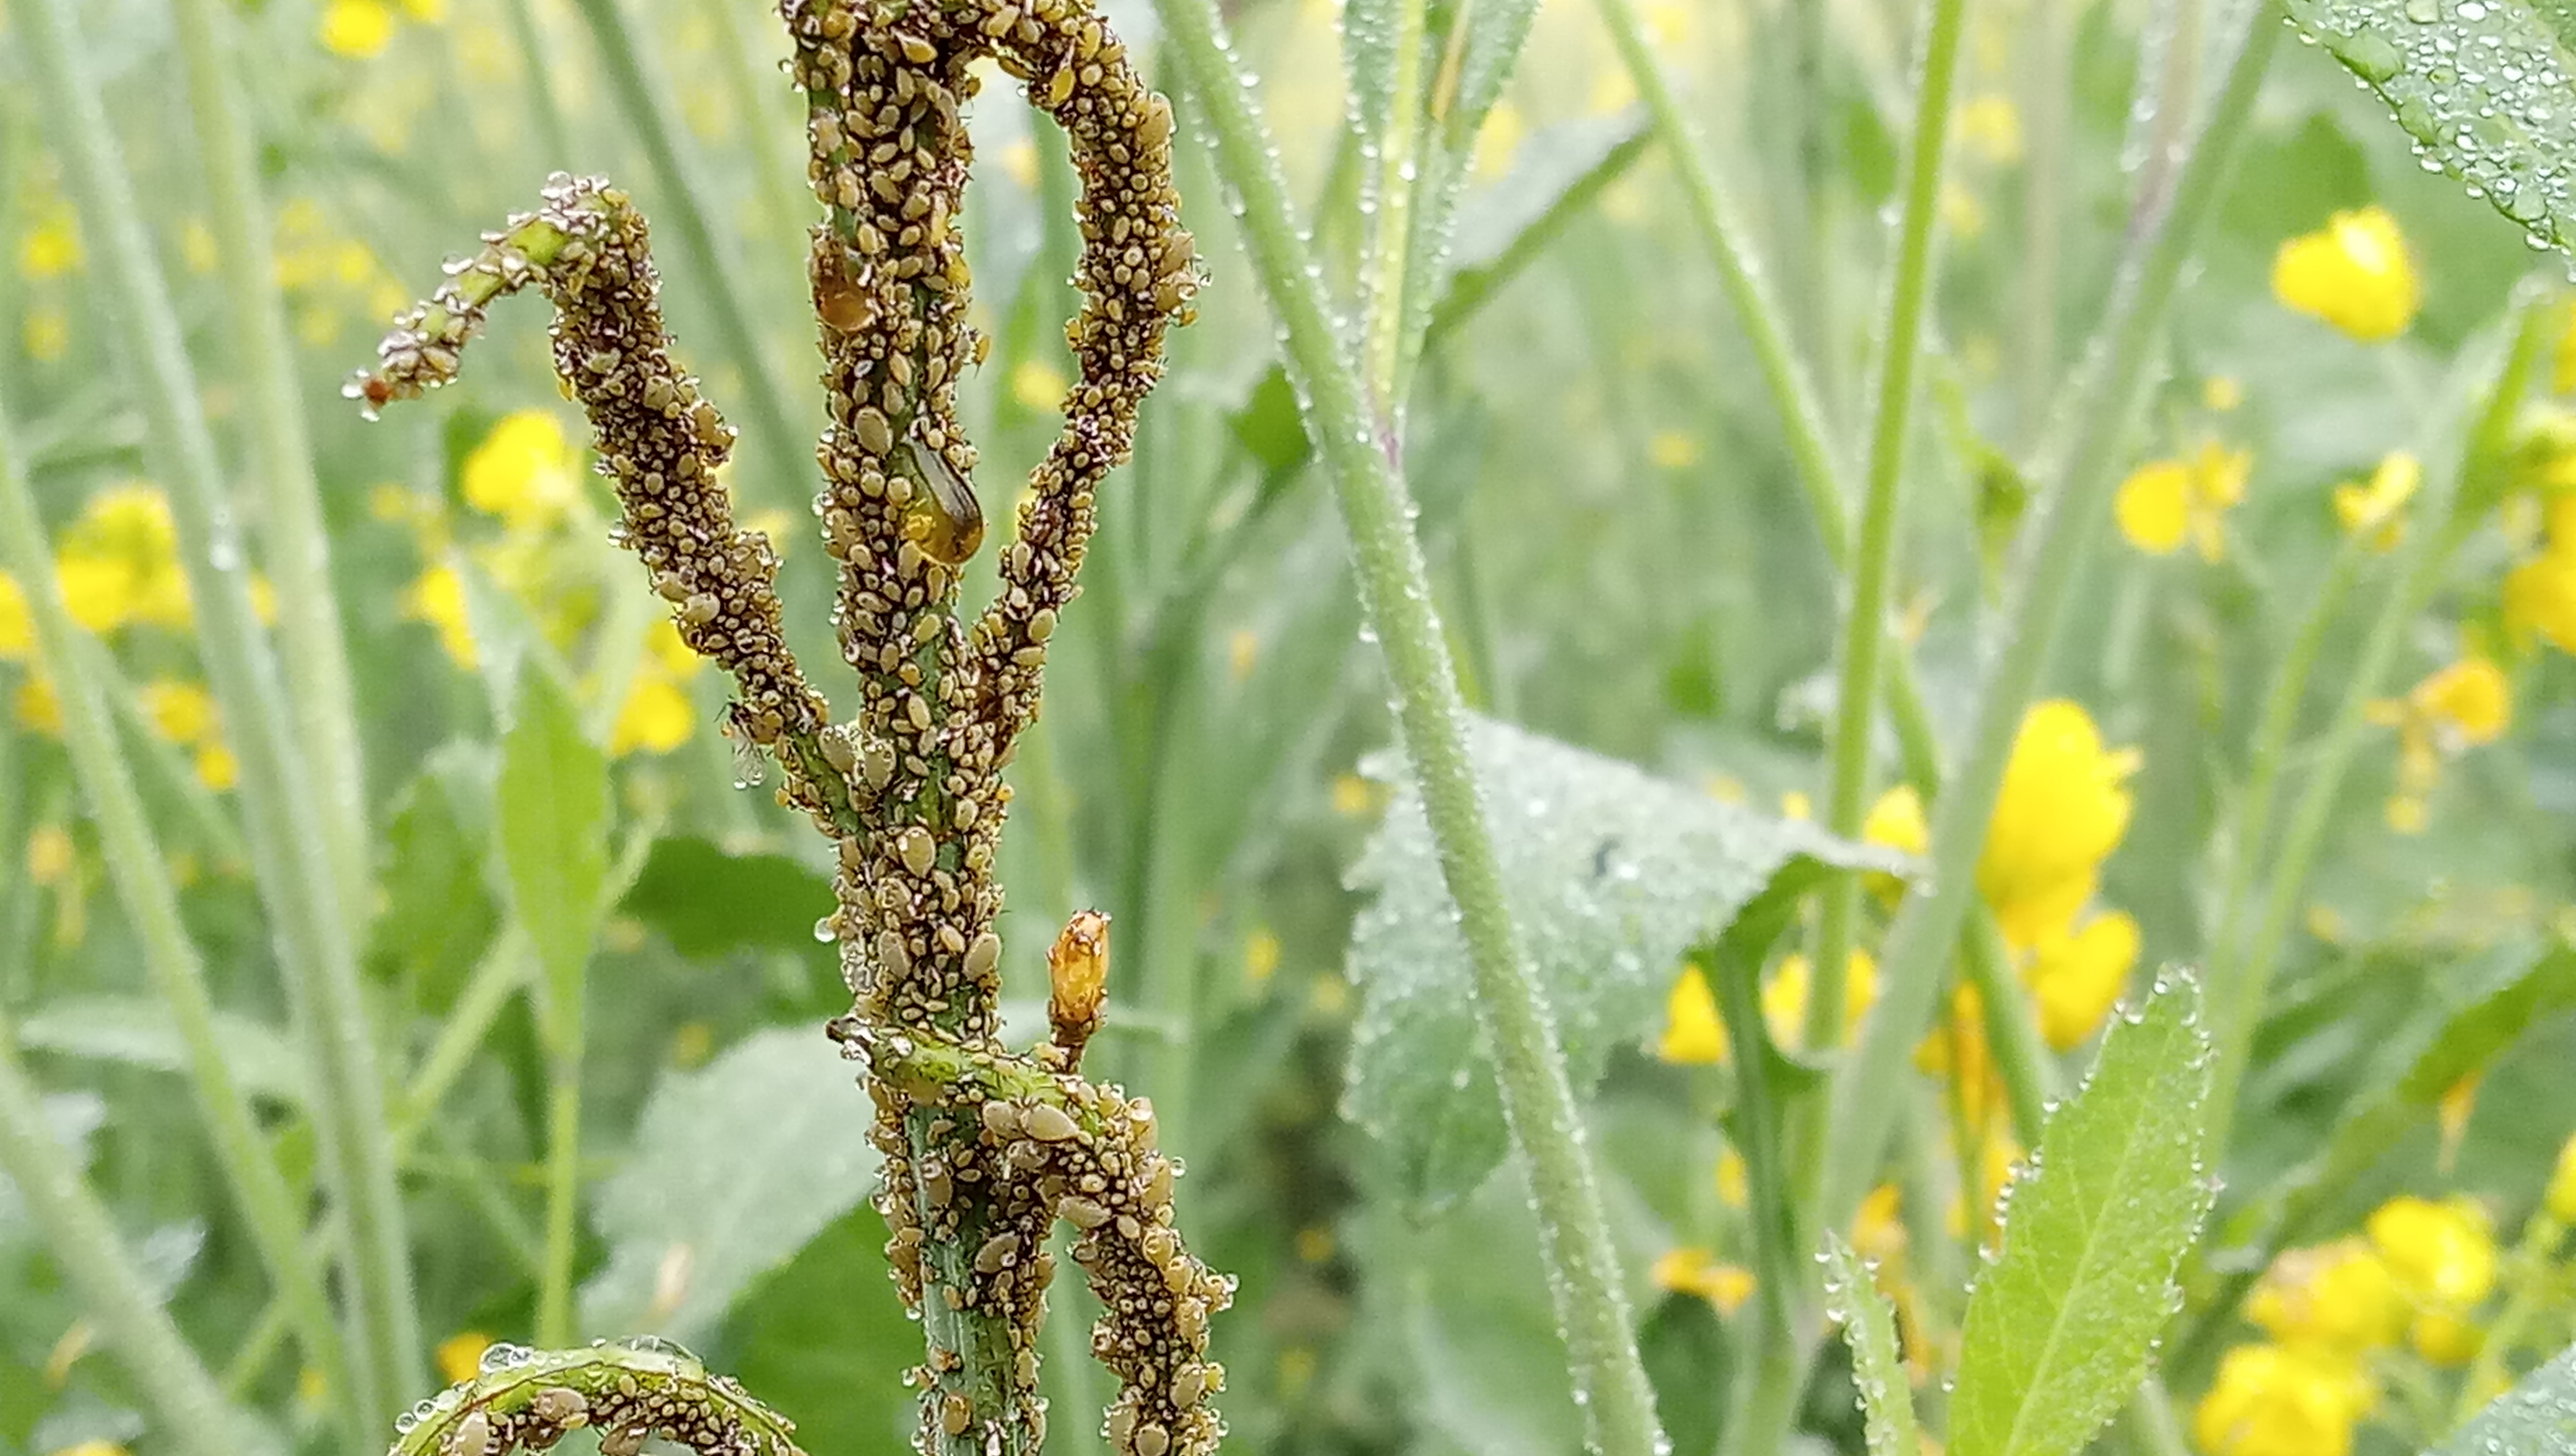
172 0 372 942
1359 0 1429 422
391 925 534 1156
2014 0 2073 447
2203 540 2367 996
537 1064 585 1345
0 390 357 1442
1819 4 2280 1232
1153 9 1663 1456
1808 0 1973 1053
1960 915 2055 1140
19 0 424 1418
2205 303 2547 1150
565 0 807 511
0 1012 248 1456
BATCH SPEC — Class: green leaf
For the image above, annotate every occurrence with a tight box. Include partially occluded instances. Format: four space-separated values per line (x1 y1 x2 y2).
2433 1341 2576 1453
1342 714 1905 1209
577 1026 881 1341
12 997 303 1107
1822 1233 1920 1456
496 667 611 1053
1949 974 2216 1456
2285 0 2576 253
1435 0 1544 155
618 836 835 966
370 743 502 1015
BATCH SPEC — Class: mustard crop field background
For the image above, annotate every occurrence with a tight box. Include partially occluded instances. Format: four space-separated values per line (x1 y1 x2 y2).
8 1 2576 1455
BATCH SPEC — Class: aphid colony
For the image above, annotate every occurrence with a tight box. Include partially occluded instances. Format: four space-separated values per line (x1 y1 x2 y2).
350 0 1216 1446
380 1342 808 1456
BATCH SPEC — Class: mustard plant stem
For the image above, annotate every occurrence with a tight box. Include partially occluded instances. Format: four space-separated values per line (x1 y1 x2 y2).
20 0 424 1419
1152 7 1663 1454
173 0 372 941
1821 4 2281 1232
0 1010 247 1456
0 391 358 1444
1809 0 1973 1058
1359 0 1430 424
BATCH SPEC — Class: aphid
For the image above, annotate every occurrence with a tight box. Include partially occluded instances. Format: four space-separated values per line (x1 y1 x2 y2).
904 433 986 565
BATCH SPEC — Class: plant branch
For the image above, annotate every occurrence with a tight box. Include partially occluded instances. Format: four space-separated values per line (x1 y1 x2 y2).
1152 9 1663 1456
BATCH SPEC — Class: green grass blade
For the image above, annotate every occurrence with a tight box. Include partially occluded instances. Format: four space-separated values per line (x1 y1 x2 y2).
1949 974 2216 1456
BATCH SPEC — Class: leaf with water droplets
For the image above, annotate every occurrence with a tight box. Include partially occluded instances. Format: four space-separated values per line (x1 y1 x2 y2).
2432 1340 2576 1452
1949 974 2214 1456
1822 1233 1921 1456
2287 0 2576 254
578 1027 881 1341
1342 715 1905 1210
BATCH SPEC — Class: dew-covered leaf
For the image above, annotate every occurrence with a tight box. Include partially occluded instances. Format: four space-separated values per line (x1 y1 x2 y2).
2432 1340 2576 1453
1342 715 1904 1210
1823 1233 1920 1456
370 744 501 1015
2286 0 2576 254
12 997 303 1107
1427 111 1652 345
1949 974 2216 1456
578 1026 879 1341
497 667 611 1051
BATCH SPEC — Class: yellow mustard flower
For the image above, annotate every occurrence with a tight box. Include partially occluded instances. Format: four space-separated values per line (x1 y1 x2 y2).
25 306 71 363
1657 963 1725 1065
1979 700 2139 948
1761 950 1878 1048
320 0 397 56
464 410 581 532
610 676 695 757
1956 93 2024 165
193 745 238 793
45 1441 130 1456
15 674 63 735
1329 773 1382 818
2546 1130 2576 1223
2367 1195 2497 1309
2115 441 2251 561
1863 784 1928 857
56 485 193 633
2410 1309 2480 1367
1243 927 1281 986
2369 657 2510 833
2507 550 2576 653
1009 360 1068 414
2204 375 2245 412
2272 206 2421 343
1471 100 1527 181
2193 1343 2375 1456
2248 1239 2406 1354
435 1331 494 1386
1650 1247 1755 1315
17 204 81 280
2022 910 2139 1051
2332 451 2420 551
1648 430 1702 470
139 678 217 745
0 573 31 659
404 563 477 667
1716 1149 1747 1208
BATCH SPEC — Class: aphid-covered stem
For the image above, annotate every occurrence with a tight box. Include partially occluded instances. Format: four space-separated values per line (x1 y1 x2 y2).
357 0 1218 1448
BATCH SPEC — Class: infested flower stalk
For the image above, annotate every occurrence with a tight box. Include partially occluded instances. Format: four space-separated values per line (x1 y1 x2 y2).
350 0 1221 1452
